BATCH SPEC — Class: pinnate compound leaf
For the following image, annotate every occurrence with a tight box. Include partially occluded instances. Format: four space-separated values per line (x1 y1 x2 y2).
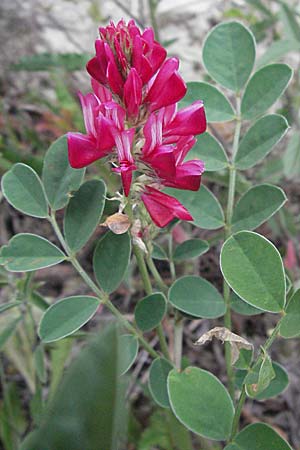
280 289 300 338
148 358 173 408
42 135 85 211
195 327 253 365
64 179 106 252
119 334 138 375
187 132 228 171
166 185 224 230
93 231 131 293
235 114 289 169
221 231 286 312
202 21 255 92
1 163 48 218
232 184 287 232
241 64 293 120
180 82 235 122
167 367 234 440
224 423 293 450
169 276 226 318
0 234 66 272
39 296 100 342
135 293 167 332
173 239 209 261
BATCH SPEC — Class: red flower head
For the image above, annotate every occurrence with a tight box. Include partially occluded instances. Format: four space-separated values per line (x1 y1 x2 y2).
67 19 207 227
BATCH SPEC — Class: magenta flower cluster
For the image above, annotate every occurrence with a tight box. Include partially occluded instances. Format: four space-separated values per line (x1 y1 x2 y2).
67 19 206 227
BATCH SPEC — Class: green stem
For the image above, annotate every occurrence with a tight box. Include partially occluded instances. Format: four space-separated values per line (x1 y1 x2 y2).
145 252 169 293
223 95 242 401
49 211 159 360
229 320 281 441
174 311 183 369
229 385 246 440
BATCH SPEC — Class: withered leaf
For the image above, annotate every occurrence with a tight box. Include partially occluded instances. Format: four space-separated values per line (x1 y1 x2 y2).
195 326 253 364
101 213 130 234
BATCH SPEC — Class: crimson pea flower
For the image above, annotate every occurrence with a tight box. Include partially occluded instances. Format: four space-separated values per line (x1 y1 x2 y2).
67 19 207 227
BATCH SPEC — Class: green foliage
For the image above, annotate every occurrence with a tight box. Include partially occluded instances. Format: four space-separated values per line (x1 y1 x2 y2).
181 82 235 122
118 334 139 375
148 357 173 408
173 239 209 261
93 231 131 293
169 276 226 318
42 136 85 211
280 289 300 338
134 293 167 332
231 184 287 232
12 53 90 72
64 179 106 252
235 114 289 169
1 164 48 218
224 423 292 450
241 64 292 119
0 234 66 272
284 132 300 180
20 325 128 450
38 296 100 342
167 367 234 440
166 185 224 229
221 231 286 312
244 349 275 397
187 132 228 171
202 21 256 92
230 292 264 316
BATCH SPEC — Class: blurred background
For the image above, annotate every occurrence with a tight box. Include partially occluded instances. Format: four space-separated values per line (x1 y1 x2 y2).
0 1 300 449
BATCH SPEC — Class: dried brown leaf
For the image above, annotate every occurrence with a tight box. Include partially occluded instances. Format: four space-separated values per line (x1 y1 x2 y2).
195 326 253 364
101 213 130 234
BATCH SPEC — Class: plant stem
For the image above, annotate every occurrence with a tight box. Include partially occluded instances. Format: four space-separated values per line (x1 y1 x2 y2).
145 252 169 293
223 95 242 401
174 310 183 369
229 320 281 441
49 211 159 359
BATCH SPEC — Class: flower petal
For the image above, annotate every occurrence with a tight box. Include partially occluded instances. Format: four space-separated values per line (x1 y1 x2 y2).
67 132 110 168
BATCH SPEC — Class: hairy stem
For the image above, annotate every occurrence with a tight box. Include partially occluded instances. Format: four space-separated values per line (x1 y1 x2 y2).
49 211 159 359
223 95 242 401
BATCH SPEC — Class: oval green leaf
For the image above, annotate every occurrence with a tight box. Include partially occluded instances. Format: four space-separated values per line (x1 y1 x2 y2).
42 135 85 211
173 239 209 261
168 367 234 440
169 276 226 318
241 64 293 120
152 243 168 261
180 82 235 122
231 292 264 316
232 184 287 232
202 21 256 92
135 293 167 332
165 185 224 230
39 296 100 342
64 179 106 252
1 163 48 218
224 423 292 450
221 231 286 312
119 334 138 375
93 231 131 293
235 114 289 170
0 234 66 272
186 132 228 171
280 289 300 338
149 357 173 408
